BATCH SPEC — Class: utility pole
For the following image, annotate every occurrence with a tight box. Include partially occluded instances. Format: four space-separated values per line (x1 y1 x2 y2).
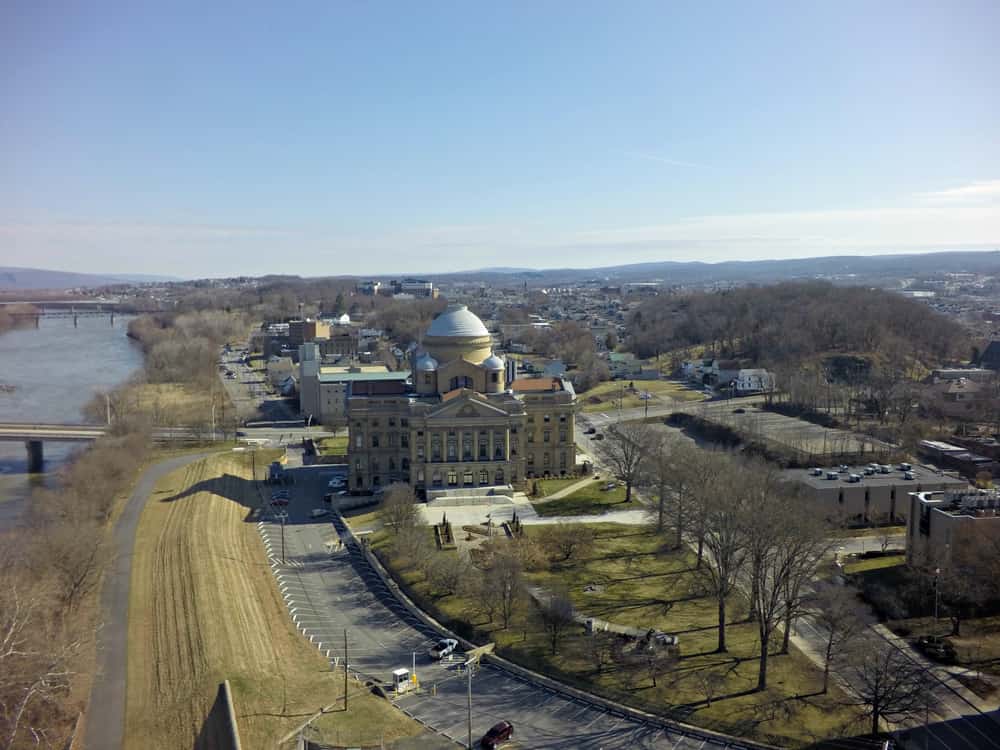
106 393 112 426
344 629 349 711
278 511 288 564
467 663 473 750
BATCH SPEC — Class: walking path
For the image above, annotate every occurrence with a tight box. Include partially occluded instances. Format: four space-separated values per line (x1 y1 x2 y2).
84 451 214 750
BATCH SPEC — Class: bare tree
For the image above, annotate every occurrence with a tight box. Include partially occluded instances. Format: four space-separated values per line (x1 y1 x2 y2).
539 523 596 563
581 630 616 675
598 421 652 503
43 522 107 613
847 642 930 736
379 482 419 536
424 553 465 597
480 549 523 629
698 458 748 653
642 432 676 534
808 583 865 694
537 586 576 655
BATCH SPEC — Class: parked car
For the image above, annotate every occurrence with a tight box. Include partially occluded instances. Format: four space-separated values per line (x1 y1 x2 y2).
916 635 956 663
428 638 459 659
732 407 746 414
585 426 597 434
327 477 347 489
480 721 514 749
310 508 329 518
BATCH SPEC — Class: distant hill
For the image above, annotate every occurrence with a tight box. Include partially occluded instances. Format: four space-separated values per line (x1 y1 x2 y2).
0 267 179 290
450 250 1000 286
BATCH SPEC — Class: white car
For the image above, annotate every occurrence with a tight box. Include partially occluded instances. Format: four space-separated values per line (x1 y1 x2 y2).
310 508 329 518
327 477 347 489
428 638 458 659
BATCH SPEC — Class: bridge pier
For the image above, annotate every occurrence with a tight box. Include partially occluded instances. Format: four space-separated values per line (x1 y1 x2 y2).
26 440 43 473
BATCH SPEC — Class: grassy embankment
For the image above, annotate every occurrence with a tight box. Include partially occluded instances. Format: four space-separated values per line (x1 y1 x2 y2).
365 520 864 747
124 452 426 749
532 478 643 517
579 379 705 413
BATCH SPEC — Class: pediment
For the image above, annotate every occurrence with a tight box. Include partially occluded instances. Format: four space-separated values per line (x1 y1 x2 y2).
427 392 509 420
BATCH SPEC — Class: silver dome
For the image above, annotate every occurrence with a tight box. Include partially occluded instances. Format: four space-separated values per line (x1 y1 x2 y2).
425 304 489 338
415 352 439 371
481 353 505 370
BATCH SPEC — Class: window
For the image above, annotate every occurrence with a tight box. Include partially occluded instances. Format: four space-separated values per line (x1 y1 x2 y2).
372 458 379 470
491 372 499 383
543 430 550 443
401 434 409 448
478 434 488 459
559 414 567 423
355 459 362 470
463 470 474 485
479 469 489 484
417 445 425 460
462 434 473 461
388 417 396 427
388 432 397 447
447 436 457 461
527 454 534 465
447 470 458 486
495 469 505 484
402 457 410 470
371 434 379 448
355 435 362 448
560 451 567 468
543 414 550 423
372 419 380 427
432 470 442 486
401 418 409 427
543 452 550 466
417 468 424 482
424 374 432 385
372 475 380 487
559 429 567 442
527 431 535 443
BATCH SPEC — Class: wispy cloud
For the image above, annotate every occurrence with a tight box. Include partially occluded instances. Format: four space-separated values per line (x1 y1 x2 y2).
918 179 1000 204
624 151 712 169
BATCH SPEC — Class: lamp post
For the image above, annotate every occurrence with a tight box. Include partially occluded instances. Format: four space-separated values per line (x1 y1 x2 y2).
934 566 941 628
277 510 288 564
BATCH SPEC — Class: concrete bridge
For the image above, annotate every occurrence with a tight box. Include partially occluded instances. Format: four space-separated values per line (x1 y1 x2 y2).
0 423 109 472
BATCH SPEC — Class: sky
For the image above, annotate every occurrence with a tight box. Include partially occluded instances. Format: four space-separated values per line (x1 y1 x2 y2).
2 0 999 278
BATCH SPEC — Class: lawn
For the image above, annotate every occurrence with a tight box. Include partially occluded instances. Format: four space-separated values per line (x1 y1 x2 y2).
841 554 906 575
124 452 426 750
533 476 583 497
532 480 643 516
315 435 348 456
367 521 863 747
580 379 705 413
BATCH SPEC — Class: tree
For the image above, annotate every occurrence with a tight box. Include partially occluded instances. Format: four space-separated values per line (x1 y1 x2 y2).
537 586 576 655
479 549 523 629
642 433 674 534
847 642 930 736
425 553 465 597
598 421 652 503
539 523 596 563
379 482 419 536
698 458 748 653
808 583 865 694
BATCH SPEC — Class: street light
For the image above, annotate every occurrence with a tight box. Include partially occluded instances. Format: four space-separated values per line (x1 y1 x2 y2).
277 510 289 564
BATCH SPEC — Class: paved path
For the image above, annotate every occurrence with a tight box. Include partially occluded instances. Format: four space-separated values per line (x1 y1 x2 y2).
84 451 214 750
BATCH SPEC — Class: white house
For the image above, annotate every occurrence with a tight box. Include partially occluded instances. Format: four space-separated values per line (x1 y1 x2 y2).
734 369 775 395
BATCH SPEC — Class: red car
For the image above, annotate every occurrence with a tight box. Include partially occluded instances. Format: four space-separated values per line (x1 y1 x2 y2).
480 721 513 749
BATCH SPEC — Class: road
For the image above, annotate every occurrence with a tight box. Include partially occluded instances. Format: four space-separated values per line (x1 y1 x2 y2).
84 451 214 750
260 459 762 750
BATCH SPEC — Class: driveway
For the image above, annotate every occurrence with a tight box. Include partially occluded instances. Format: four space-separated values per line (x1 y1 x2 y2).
84 451 214 750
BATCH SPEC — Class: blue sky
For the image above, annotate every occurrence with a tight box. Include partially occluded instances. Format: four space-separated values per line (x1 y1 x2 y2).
3 0 999 277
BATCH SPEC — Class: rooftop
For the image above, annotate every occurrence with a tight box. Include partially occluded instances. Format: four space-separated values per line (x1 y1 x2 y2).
918 489 1000 517
318 370 410 384
510 377 565 393
786 463 968 490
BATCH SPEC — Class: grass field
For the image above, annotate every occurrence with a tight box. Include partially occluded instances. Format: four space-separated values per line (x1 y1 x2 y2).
108 381 234 428
579 379 705 413
315 435 348 456
369 521 863 746
532 480 642 516
841 554 905 575
533 476 582 497
124 452 425 749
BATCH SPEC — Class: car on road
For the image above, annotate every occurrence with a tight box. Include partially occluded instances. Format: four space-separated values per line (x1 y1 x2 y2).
428 638 458 659
310 508 329 518
916 635 956 663
732 407 746 414
480 720 514 749
584 426 597 434
327 477 347 489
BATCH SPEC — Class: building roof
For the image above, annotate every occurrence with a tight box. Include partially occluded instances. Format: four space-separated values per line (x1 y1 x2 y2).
318 370 410 384
510 377 564 393
481 353 505 370
415 353 439 371
425 304 489 339
786 463 968 490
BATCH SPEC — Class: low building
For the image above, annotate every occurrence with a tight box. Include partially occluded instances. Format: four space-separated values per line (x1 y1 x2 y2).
288 318 331 347
784 464 968 526
734 368 775 395
918 439 998 479
298 343 409 425
315 328 358 359
265 356 295 386
924 377 987 419
390 278 437 298
357 280 381 296
907 489 1000 571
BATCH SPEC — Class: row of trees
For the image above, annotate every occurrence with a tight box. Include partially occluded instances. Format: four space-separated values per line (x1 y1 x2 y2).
1 426 152 748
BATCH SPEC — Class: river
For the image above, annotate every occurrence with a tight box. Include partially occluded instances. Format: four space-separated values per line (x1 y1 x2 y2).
0 314 144 527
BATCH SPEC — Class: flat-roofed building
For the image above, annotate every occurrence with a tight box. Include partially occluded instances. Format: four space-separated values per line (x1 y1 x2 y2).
784 464 968 526
298 342 408 425
908 489 1000 571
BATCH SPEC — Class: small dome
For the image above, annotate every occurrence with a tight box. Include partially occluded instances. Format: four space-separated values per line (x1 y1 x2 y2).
416 353 439 372
337 313 350 325
481 353 505 370
425 304 489 339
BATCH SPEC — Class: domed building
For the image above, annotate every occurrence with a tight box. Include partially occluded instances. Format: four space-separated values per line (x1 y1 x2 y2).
347 304 576 495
